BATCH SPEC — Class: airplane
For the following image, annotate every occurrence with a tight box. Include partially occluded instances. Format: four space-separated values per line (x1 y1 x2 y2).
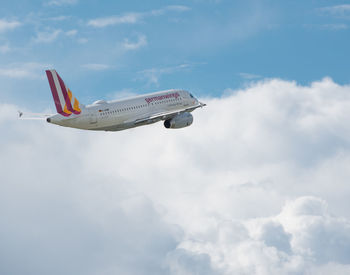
20 70 205 131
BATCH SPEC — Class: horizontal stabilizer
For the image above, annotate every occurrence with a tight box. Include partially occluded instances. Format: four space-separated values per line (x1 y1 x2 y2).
18 110 52 120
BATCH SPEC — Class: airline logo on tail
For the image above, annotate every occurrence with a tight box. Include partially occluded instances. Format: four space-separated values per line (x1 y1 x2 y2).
46 70 81 117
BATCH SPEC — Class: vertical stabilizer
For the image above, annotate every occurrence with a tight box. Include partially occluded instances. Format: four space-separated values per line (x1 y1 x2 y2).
46 70 81 116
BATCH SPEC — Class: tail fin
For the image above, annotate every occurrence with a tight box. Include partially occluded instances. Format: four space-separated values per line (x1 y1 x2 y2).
46 70 81 116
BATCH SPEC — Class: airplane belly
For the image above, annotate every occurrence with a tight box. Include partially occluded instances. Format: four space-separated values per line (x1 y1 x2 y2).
93 114 125 130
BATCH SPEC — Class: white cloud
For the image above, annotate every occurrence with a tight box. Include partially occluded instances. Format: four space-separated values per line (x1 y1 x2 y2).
304 23 349 31
3 78 350 274
138 64 192 86
150 5 191 16
33 29 62 43
0 19 21 32
87 13 141 28
47 15 71 21
319 4 350 18
33 29 78 43
123 34 147 50
87 5 190 28
108 88 138 100
65 29 77 36
77 37 88 44
0 62 50 78
45 0 78 6
172 196 350 274
321 23 348 30
0 43 10 53
239 72 262 80
81 63 111 71
306 23 349 31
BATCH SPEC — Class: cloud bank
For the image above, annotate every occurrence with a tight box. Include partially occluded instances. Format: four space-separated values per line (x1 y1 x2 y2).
2 78 350 274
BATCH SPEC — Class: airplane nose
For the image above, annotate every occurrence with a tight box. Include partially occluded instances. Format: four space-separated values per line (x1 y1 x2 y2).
47 117 51 123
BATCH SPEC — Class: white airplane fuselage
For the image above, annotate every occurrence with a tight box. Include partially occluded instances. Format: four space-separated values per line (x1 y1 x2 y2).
47 89 203 131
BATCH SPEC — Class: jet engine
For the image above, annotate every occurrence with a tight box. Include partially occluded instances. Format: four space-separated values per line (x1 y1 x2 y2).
164 112 193 129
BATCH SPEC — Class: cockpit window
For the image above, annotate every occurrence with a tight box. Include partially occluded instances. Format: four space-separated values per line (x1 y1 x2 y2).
189 93 194 98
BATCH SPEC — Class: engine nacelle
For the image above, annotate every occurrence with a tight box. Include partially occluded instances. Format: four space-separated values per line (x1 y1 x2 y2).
164 112 193 129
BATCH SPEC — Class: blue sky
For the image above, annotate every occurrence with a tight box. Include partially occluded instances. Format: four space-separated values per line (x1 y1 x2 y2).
0 0 349 111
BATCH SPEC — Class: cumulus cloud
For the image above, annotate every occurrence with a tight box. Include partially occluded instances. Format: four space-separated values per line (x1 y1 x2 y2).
174 196 350 274
2 78 350 274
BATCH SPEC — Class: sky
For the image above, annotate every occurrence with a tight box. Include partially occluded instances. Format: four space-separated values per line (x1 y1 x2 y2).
0 0 349 108
1 1 350 275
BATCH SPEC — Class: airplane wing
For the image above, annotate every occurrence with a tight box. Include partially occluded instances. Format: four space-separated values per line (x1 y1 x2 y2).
125 102 206 125
18 111 52 120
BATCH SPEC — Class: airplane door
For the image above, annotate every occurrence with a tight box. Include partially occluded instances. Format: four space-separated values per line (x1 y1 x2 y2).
89 113 97 124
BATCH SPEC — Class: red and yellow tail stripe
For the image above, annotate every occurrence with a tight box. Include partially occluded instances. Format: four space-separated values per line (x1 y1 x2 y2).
46 70 81 116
